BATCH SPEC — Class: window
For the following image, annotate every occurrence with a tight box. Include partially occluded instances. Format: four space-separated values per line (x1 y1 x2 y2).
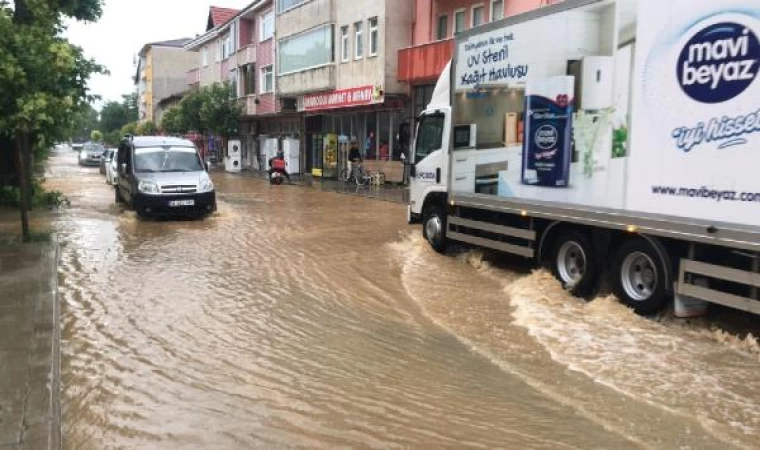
243 64 256 95
229 69 238 98
202 47 208 66
436 15 448 40
216 40 221 62
491 0 503 21
261 65 273 93
368 17 378 57
260 10 274 41
341 26 349 62
277 0 306 12
472 5 484 28
222 35 234 59
454 9 466 34
278 24 334 74
414 113 444 164
354 21 363 59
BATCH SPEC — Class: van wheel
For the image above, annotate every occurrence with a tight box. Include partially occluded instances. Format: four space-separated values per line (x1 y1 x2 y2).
550 231 598 296
423 204 447 253
114 187 124 204
611 239 669 315
135 203 150 220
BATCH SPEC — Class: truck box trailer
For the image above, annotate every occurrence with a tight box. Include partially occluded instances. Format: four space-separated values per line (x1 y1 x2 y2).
407 0 760 316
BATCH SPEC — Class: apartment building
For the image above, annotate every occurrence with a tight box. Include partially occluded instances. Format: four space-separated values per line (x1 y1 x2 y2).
398 0 563 119
276 0 414 181
134 38 196 124
185 3 282 167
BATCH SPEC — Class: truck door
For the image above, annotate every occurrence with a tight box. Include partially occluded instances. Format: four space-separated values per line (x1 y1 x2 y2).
409 110 449 218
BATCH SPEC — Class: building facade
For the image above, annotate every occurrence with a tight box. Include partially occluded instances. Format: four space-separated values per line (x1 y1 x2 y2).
135 39 196 123
398 0 563 121
276 0 414 181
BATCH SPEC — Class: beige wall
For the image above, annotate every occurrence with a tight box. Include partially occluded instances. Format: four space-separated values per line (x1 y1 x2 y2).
277 0 334 39
151 46 197 106
383 0 414 93
278 65 336 96
197 38 223 87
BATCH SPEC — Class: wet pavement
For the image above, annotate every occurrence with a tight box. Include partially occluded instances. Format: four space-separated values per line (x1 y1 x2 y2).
36 150 760 448
0 243 60 450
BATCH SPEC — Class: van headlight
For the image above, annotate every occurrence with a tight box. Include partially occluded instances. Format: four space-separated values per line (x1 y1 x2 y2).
138 181 160 194
198 175 214 193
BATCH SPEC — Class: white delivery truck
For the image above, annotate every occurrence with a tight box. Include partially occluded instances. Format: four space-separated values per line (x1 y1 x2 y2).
408 0 760 316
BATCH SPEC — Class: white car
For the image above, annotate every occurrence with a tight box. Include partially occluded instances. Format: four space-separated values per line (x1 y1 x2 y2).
105 148 119 185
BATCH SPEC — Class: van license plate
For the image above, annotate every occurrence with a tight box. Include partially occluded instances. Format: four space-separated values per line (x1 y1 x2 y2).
169 200 194 207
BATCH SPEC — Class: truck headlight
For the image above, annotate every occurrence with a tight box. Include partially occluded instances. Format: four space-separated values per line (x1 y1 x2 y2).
138 181 160 194
198 175 214 193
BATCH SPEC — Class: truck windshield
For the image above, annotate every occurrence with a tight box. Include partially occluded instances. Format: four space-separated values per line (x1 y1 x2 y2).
134 147 203 173
415 113 445 164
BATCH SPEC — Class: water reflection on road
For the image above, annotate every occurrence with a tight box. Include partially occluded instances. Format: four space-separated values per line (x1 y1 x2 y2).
46 151 760 449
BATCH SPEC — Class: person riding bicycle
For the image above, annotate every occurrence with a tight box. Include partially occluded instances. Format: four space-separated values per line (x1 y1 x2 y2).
347 138 362 178
268 152 291 183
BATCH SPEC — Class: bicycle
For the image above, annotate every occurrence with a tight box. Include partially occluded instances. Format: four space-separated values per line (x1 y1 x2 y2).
341 162 371 186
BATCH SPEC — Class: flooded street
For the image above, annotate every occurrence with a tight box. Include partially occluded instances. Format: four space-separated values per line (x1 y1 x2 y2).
43 150 760 449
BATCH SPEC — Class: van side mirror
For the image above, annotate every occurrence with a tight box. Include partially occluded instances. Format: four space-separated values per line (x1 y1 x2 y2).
120 163 127 174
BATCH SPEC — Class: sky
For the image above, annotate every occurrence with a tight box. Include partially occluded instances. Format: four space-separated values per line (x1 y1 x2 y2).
64 0 242 110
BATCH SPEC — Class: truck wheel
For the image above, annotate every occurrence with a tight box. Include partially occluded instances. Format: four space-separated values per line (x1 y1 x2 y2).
114 187 124 204
550 231 597 296
611 239 668 315
423 204 447 253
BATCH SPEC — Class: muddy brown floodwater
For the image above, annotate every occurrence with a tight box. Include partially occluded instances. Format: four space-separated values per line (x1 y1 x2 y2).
44 150 760 449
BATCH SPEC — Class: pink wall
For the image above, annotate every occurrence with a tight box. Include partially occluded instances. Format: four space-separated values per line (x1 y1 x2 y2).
255 17 277 114
414 0 551 45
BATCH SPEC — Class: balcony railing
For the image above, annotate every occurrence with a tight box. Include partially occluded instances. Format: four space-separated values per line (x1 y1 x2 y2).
187 68 200 86
397 38 454 84
237 45 256 67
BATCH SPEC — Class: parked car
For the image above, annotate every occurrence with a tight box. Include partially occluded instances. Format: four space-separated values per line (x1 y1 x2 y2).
115 136 216 219
78 142 105 167
105 148 119 186
100 148 115 175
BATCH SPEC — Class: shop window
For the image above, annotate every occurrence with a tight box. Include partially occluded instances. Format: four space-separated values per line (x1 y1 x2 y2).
365 112 376 159
369 17 379 57
378 111 390 161
437 15 448 40
413 84 435 118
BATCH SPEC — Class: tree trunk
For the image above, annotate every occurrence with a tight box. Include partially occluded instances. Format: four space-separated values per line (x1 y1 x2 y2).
23 134 33 212
14 133 31 242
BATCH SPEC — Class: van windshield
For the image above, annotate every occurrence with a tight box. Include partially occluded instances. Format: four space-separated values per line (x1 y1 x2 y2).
134 147 203 173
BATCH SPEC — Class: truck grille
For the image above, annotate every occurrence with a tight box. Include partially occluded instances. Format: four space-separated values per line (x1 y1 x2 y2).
161 185 197 194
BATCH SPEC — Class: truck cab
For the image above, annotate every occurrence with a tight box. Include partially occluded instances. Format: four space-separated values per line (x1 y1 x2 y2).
408 64 452 251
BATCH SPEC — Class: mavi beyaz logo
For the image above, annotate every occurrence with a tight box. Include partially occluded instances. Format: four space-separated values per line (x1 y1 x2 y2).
677 22 759 104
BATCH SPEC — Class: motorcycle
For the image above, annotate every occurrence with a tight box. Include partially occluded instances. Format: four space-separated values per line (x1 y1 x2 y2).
270 170 284 185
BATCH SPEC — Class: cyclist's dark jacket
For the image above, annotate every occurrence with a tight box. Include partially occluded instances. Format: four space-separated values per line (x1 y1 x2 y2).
348 147 361 162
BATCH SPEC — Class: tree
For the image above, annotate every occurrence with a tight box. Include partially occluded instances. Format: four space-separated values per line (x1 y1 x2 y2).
177 88 206 133
136 121 158 136
90 129 102 142
99 92 139 133
0 0 105 241
70 103 100 142
160 106 183 135
200 82 242 139
104 130 121 147
120 121 138 137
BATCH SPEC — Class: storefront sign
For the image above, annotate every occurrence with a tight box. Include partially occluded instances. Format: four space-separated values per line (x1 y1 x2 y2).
302 86 383 112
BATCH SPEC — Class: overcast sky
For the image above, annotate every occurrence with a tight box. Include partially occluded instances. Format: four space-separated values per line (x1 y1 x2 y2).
64 0 242 110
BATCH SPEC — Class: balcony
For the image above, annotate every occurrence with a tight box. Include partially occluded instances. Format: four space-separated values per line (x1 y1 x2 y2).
237 45 256 67
242 95 257 116
277 65 335 97
397 39 454 84
187 68 200 87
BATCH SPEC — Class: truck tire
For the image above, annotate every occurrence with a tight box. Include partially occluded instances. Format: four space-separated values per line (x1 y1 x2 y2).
423 204 447 253
611 239 669 315
114 186 124 204
550 231 598 297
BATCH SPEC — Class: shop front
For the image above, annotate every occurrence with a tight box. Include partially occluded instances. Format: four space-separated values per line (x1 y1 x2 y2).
300 85 408 183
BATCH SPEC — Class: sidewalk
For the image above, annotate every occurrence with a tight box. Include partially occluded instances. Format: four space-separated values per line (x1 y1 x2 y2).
234 169 409 204
0 243 60 450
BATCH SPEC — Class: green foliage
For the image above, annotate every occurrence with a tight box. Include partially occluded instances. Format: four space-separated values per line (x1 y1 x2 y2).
90 129 102 142
136 120 158 136
0 179 69 208
69 103 100 142
104 130 121 147
173 83 242 137
177 89 206 133
120 121 138 136
99 92 139 133
160 106 183 135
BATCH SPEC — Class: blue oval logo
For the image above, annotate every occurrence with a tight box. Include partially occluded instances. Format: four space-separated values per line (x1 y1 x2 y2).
535 125 558 150
677 22 760 104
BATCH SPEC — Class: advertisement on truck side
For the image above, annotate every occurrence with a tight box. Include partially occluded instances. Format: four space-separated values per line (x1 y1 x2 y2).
627 0 760 226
